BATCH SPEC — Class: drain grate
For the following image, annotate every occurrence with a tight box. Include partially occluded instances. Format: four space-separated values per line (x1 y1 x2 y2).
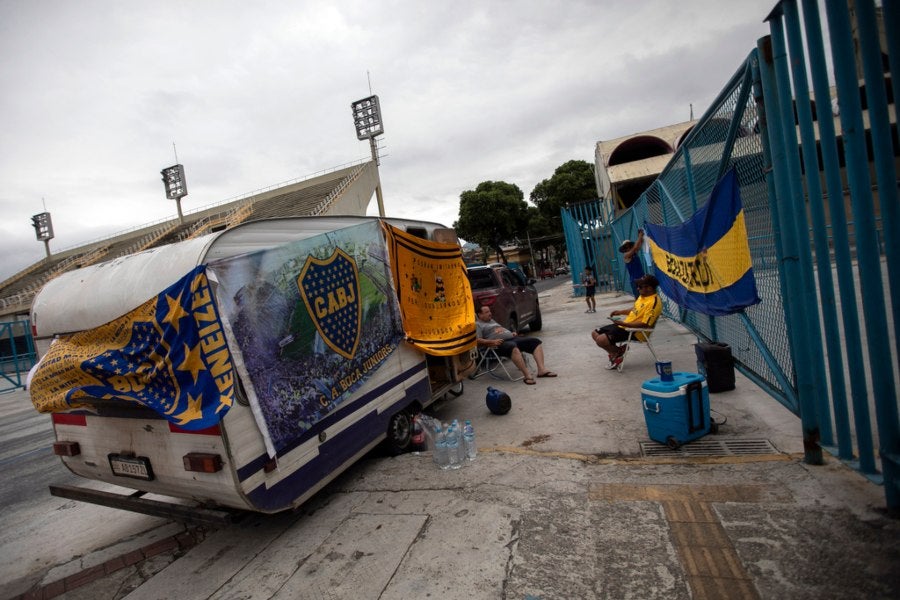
639 437 780 457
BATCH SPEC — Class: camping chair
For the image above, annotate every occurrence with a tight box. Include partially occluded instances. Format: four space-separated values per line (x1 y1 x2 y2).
615 326 660 372
470 345 529 381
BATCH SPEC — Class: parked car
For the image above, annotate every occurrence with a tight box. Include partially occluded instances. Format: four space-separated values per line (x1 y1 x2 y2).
539 268 555 279
467 264 542 333
555 265 570 275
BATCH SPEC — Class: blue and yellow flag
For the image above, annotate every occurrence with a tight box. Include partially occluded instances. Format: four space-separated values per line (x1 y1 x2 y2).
29 265 234 430
644 168 760 316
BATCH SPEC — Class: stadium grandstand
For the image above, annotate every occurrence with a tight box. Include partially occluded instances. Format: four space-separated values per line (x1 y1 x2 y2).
0 159 381 321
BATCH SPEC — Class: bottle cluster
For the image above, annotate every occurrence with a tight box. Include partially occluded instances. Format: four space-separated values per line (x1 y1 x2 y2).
416 416 477 470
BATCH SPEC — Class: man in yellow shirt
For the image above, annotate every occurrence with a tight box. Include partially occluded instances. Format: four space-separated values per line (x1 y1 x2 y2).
591 274 662 370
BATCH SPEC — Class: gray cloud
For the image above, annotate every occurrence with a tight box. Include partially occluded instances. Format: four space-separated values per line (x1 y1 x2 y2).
0 0 776 280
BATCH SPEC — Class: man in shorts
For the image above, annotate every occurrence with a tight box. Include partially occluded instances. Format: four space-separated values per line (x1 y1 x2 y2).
591 274 662 370
476 304 557 384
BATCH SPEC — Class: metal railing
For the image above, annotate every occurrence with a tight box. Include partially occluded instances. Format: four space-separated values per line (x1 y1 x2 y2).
0 320 35 392
564 0 899 509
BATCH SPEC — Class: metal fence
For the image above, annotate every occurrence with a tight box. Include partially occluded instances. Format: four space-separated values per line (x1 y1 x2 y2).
564 0 899 508
0 320 35 392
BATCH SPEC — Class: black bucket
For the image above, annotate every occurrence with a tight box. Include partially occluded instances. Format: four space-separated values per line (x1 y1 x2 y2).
694 342 735 393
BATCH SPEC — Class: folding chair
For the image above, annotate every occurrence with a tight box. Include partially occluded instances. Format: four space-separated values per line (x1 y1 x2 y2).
614 326 660 372
470 346 527 381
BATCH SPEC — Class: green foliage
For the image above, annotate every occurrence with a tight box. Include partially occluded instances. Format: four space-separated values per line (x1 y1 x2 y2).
525 206 554 238
530 160 596 231
453 181 529 261
454 160 596 264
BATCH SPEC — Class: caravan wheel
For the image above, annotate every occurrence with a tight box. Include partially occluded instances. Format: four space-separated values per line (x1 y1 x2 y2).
386 410 414 455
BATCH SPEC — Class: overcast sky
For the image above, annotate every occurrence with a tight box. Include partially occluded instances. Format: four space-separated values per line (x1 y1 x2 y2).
0 0 777 281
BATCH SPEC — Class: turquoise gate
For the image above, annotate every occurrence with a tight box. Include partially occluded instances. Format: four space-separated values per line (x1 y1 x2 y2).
0 320 36 392
564 0 899 508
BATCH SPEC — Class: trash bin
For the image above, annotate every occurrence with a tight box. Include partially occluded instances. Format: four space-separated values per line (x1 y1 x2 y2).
694 342 735 393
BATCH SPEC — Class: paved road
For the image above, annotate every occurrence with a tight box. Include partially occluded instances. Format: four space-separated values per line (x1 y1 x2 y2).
0 388 77 507
3 280 899 600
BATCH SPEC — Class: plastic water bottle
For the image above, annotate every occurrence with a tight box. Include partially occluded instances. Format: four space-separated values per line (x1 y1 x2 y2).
433 425 448 469
451 419 465 464
463 420 477 461
445 426 461 469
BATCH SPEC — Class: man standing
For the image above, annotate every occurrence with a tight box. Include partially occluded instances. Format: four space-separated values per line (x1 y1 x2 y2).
591 274 662 370
619 228 645 297
476 305 557 385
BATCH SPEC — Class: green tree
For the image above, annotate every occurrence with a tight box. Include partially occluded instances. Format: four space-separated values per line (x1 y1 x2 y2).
454 181 529 263
530 159 596 233
528 160 596 269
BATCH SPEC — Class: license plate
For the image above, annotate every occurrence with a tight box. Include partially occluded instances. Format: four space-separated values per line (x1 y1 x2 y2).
108 454 154 481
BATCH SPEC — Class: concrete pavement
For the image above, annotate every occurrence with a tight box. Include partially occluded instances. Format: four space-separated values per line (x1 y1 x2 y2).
4 279 900 599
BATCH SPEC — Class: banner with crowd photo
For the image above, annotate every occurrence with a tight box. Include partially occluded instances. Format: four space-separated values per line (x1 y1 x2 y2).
208 220 404 456
382 223 476 356
29 266 235 430
644 168 761 316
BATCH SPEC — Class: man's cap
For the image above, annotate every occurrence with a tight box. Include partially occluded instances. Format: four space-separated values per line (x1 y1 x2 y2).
637 274 659 288
618 240 634 253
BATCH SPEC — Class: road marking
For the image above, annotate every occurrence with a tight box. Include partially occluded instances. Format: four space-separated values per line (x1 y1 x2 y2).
591 483 792 600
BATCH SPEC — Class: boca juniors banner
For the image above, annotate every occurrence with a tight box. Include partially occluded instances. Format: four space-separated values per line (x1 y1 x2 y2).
209 220 404 456
383 223 476 356
644 168 761 316
29 266 235 430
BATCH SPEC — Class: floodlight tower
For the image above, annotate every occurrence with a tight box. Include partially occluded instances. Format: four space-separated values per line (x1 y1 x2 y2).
351 95 385 217
30 212 54 258
160 164 188 224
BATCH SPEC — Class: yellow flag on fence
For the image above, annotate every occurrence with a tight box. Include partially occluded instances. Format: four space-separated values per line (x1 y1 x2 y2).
383 223 476 356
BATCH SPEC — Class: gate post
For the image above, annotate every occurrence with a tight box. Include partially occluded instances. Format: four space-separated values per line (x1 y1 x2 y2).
756 30 823 465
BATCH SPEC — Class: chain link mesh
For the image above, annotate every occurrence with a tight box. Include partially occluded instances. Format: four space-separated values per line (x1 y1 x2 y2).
565 55 795 405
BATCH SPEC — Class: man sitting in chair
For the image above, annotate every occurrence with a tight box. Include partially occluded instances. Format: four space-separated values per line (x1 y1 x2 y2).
591 274 662 370
475 304 557 385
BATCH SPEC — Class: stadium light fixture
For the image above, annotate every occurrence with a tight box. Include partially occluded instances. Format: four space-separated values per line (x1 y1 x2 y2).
351 95 386 216
351 95 384 140
161 164 188 223
31 211 54 257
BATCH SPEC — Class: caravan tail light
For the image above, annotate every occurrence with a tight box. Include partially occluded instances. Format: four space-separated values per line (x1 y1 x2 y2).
183 453 223 473
52 413 87 426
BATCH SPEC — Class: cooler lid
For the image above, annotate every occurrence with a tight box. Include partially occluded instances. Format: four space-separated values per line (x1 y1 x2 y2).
641 372 706 394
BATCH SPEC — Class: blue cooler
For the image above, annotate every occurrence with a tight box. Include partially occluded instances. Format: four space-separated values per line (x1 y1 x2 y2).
641 372 710 448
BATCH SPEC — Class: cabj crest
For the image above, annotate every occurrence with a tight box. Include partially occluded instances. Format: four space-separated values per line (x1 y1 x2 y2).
297 248 361 359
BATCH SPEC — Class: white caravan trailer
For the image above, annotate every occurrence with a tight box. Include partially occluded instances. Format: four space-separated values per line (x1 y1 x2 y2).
29 217 474 522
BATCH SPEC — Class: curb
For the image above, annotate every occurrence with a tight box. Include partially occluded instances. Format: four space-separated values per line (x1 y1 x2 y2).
11 528 207 600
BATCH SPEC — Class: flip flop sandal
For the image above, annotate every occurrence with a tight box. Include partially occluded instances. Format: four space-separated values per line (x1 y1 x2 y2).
523 378 536 385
